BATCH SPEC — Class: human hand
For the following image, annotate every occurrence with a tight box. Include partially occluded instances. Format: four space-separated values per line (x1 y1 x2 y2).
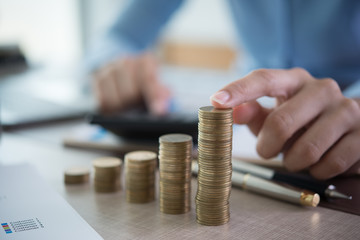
92 53 171 115
211 68 360 179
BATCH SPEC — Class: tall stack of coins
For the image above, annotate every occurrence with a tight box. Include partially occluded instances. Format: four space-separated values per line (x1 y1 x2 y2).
125 151 157 203
159 134 193 214
93 157 122 193
196 106 233 226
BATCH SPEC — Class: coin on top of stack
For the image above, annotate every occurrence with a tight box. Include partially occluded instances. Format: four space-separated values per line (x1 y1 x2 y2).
125 150 157 203
93 157 122 193
64 166 90 184
196 106 233 226
159 134 193 214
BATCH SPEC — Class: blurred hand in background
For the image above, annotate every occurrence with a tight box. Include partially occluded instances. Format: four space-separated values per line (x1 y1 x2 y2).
92 52 171 115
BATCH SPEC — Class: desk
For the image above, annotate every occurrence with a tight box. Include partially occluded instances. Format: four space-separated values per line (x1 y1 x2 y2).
1 120 359 239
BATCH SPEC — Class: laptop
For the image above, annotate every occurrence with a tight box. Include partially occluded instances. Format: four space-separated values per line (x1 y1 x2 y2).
0 66 95 130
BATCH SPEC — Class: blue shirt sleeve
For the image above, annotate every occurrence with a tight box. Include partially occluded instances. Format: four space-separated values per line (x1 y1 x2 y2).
85 0 184 72
343 80 360 99
228 0 360 90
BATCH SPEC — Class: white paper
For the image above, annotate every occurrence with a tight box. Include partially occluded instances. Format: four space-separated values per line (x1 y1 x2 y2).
0 164 103 240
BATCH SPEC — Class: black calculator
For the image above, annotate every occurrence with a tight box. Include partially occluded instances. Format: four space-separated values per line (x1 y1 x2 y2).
87 109 198 141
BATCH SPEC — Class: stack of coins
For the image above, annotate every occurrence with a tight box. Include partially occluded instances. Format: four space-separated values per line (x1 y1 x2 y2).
93 157 122 193
159 134 193 214
64 166 90 184
196 106 233 226
125 151 157 203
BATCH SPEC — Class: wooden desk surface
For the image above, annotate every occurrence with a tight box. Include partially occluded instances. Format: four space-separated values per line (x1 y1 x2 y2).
1 121 359 240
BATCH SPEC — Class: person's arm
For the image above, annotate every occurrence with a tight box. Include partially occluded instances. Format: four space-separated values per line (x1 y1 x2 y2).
86 0 184 114
86 0 184 72
211 68 360 180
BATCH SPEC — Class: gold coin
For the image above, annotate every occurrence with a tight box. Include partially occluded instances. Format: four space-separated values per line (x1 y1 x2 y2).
93 157 122 193
125 151 157 162
159 133 193 144
125 150 157 203
199 106 233 112
159 133 192 215
196 106 233 226
64 166 90 184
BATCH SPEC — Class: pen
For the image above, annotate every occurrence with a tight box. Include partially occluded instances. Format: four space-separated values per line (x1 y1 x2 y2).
232 160 352 200
192 161 320 207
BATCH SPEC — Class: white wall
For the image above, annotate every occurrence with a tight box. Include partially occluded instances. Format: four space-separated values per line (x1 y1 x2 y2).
0 0 81 65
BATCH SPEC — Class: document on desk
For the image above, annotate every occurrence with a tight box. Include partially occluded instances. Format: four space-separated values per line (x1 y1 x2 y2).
0 164 103 240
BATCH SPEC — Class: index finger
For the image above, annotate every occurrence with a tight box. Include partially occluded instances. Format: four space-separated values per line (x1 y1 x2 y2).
210 68 312 108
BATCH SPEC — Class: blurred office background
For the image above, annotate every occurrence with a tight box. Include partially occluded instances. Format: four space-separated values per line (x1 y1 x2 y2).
0 0 238 69
0 0 246 130
0 0 259 158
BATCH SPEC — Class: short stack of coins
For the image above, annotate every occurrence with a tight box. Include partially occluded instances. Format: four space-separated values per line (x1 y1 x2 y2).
93 157 122 193
159 134 193 214
125 151 157 203
64 166 90 184
196 106 233 226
